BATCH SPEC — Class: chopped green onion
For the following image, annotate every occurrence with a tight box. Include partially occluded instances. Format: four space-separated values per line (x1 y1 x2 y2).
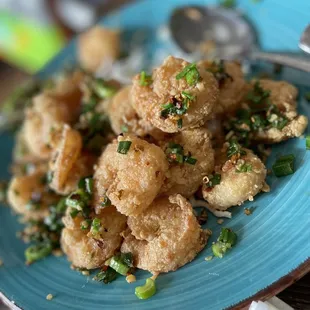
101 195 111 207
212 242 231 258
272 154 295 177
204 173 221 188
227 140 246 158
66 191 87 210
184 156 197 165
25 242 52 263
176 63 200 86
206 60 232 86
177 118 183 129
117 141 132 154
139 71 153 86
78 177 93 195
121 252 134 268
218 228 237 246
92 79 117 99
306 135 310 150
55 198 67 214
135 278 156 300
70 208 79 218
93 267 117 284
181 91 195 100
236 163 252 173
212 227 237 258
121 125 129 133
109 255 130 276
80 219 92 230
91 218 101 234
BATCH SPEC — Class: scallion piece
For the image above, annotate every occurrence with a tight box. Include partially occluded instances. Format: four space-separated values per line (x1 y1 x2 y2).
78 177 93 195
92 79 117 99
70 208 79 218
177 118 183 129
117 141 132 154
93 267 117 284
135 278 156 300
306 135 310 150
80 219 92 230
218 228 237 246
91 218 101 234
272 154 295 177
176 63 200 86
25 242 52 263
184 156 197 165
101 195 111 207
109 255 130 276
139 71 152 86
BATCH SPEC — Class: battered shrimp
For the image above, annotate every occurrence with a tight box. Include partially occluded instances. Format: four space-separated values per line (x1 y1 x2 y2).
93 134 168 216
202 147 268 210
159 128 214 197
61 206 127 269
48 125 94 195
23 91 81 160
7 167 57 220
131 56 219 133
121 194 208 274
108 85 165 140
199 60 248 114
78 26 120 72
250 80 308 143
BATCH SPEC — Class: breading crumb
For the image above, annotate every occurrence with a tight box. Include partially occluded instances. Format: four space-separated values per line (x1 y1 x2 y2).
126 274 136 283
0 259 3 266
205 256 213 261
46 294 53 300
217 219 224 225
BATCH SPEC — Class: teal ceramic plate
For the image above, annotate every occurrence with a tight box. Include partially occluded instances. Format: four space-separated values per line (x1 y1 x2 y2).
1 0 310 309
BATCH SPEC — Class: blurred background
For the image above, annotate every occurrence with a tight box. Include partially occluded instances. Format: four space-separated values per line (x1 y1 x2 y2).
0 0 124 102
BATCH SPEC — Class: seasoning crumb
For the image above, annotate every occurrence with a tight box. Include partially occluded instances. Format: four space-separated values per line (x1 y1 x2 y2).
46 294 53 301
217 219 224 225
205 256 213 262
244 207 256 216
0 259 3 266
126 274 136 283
205 228 212 236
81 270 90 276
52 249 63 257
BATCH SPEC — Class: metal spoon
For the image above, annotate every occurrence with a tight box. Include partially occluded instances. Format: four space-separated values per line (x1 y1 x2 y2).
169 6 310 72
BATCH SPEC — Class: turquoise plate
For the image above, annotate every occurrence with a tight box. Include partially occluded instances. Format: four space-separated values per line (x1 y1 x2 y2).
1 0 310 309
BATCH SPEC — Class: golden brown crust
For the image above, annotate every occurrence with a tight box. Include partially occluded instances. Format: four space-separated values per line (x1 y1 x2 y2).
93 134 169 216
159 128 214 197
131 56 219 133
78 26 120 72
121 194 208 274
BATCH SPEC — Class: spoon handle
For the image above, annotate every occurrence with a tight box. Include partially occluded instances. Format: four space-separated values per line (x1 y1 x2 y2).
250 51 310 73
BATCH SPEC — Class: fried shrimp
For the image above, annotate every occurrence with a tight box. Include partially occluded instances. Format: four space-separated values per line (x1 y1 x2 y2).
93 134 169 216
121 194 208 274
78 26 120 72
250 80 308 143
61 206 127 269
199 60 248 114
108 85 165 139
48 125 94 195
7 167 57 220
159 128 214 197
202 147 268 211
131 56 219 133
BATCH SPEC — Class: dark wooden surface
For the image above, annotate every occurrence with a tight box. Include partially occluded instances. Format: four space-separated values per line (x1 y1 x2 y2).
278 273 310 309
